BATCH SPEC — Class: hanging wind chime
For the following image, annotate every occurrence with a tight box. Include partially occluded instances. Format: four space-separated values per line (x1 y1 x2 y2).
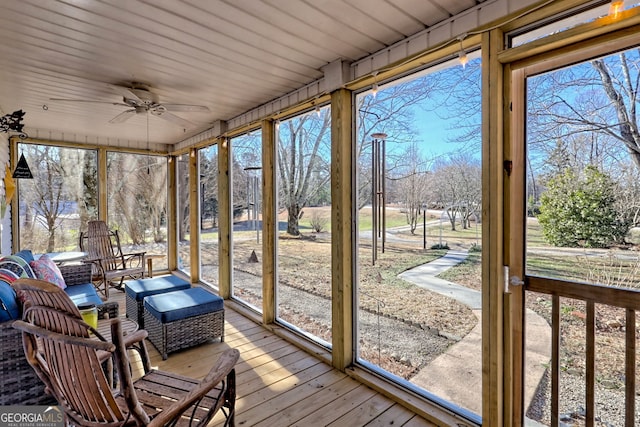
0 109 33 179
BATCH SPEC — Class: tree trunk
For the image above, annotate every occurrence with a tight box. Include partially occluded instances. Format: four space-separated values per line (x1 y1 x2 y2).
447 207 458 231
47 218 56 252
287 204 301 235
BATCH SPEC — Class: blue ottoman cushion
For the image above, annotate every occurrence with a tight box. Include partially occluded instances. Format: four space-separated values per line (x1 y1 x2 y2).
65 283 104 307
125 275 190 301
144 287 223 323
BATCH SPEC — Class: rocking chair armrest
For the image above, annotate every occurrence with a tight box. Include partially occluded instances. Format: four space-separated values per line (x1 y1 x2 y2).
122 252 145 268
122 329 148 346
123 251 145 257
147 348 240 427
122 252 145 261
85 255 126 270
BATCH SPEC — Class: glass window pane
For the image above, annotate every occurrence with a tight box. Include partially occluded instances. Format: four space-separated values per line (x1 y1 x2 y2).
18 143 97 253
525 45 640 425
231 133 263 311
177 153 191 275
276 107 332 346
199 145 219 287
107 152 168 273
355 55 482 418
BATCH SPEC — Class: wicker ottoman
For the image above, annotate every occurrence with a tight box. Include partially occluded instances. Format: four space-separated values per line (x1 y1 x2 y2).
124 275 190 328
143 287 225 360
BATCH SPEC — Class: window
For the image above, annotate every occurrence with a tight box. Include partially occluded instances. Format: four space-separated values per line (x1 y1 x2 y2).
523 43 640 425
199 144 219 286
355 55 482 418
231 132 263 311
106 152 168 273
17 143 97 253
176 152 191 275
276 107 332 345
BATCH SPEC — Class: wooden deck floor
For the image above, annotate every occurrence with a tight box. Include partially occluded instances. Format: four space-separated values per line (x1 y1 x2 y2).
109 289 436 427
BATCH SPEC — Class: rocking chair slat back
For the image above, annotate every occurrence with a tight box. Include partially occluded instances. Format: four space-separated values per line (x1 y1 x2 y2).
14 278 80 316
80 221 145 298
13 286 239 427
18 306 125 426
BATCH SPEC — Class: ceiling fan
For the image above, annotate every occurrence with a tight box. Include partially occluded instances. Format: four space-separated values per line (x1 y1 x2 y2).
50 82 210 129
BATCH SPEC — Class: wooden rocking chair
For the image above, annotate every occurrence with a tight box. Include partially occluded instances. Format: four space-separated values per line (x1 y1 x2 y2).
13 302 239 427
80 220 146 299
13 278 151 376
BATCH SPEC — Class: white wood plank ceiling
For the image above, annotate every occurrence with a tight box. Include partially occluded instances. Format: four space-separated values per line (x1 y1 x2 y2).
0 0 488 147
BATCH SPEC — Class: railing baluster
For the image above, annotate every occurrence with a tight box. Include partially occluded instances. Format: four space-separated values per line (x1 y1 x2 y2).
526 277 640 426
552 295 560 426
586 301 595 427
625 309 636 427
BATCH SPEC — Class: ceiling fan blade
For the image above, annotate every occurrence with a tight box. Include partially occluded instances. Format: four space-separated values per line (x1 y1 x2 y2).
109 109 136 124
107 84 143 103
162 104 210 113
155 111 196 128
49 98 128 107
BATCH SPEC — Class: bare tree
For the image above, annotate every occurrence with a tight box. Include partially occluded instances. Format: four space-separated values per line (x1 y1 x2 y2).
277 109 331 235
394 143 430 234
200 149 219 229
430 154 481 231
177 154 190 241
20 144 97 252
232 134 262 221
527 48 640 226
357 78 443 210
107 153 167 245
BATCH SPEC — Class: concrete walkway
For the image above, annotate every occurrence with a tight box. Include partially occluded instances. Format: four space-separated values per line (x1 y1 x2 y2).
399 250 550 422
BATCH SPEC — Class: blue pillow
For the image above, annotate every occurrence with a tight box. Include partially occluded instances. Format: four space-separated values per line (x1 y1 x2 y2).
14 249 35 264
0 280 19 321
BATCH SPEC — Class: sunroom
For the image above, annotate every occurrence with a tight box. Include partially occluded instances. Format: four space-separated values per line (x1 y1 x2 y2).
0 1 639 426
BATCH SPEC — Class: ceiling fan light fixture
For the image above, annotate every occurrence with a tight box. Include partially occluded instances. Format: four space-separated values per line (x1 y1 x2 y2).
50 82 208 128
153 105 167 114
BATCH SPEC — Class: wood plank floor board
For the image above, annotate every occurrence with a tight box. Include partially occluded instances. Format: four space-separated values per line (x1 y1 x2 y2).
272 378 375 427
236 351 322 391
234 363 340 412
147 333 286 377
235 340 300 372
233 368 356 426
402 415 439 426
325 393 396 426
109 286 436 426
256 378 368 427
211 366 344 426
363 403 419 426
223 324 269 341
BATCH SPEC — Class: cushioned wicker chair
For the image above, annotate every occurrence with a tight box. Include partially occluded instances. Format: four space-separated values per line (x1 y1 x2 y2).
13 302 239 427
80 220 146 299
